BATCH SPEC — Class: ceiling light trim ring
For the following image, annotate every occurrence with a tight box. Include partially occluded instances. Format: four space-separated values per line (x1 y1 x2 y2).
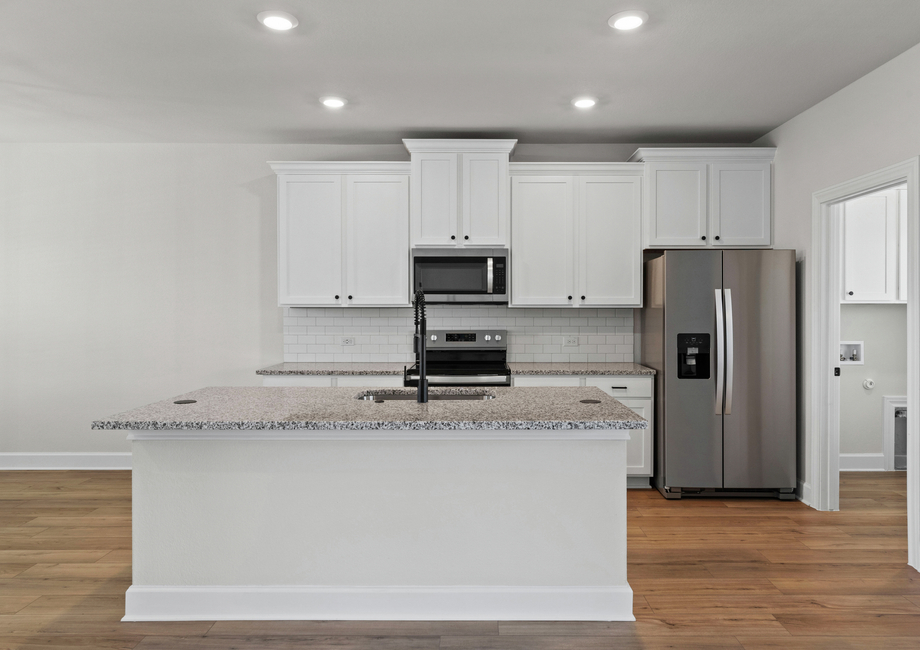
257 11 299 31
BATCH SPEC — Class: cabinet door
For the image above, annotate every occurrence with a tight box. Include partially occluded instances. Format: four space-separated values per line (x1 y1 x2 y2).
510 177 574 306
617 398 654 477
410 153 457 246
842 189 898 302
710 162 771 246
461 152 509 246
511 375 581 387
647 162 708 247
278 175 343 306
345 175 410 306
577 175 642 307
898 188 908 302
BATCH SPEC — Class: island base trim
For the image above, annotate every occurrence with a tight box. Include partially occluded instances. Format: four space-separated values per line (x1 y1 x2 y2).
123 584 635 622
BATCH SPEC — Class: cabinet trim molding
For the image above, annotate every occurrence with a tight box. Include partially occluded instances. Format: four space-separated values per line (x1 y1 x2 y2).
510 163 644 175
270 162 411 175
628 147 776 163
403 139 517 154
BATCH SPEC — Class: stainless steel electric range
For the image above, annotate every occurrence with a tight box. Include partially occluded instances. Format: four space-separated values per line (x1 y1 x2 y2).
404 329 511 387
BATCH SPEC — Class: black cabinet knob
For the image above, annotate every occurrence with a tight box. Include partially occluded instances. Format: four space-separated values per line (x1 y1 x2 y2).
348 295 353 300
335 295 339 299
464 235 469 240
581 295 586 300
451 235 456 240
848 291 854 296
568 295 573 300
714 235 720 241
701 236 707 241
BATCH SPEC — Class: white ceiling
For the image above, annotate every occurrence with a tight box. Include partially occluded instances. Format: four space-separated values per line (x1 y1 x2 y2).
3 0 920 144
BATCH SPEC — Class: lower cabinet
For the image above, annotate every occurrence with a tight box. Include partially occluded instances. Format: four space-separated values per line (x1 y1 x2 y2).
512 374 654 479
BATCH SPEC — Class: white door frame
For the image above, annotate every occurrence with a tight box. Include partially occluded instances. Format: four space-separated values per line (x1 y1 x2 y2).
810 156 919 570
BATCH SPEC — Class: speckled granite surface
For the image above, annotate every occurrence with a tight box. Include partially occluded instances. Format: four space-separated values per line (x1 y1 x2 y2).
256 362 407 376
256 362 654 376
508 362 655 376
92 386 647 431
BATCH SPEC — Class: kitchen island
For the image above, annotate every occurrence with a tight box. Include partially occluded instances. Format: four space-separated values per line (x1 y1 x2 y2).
94 386 644 622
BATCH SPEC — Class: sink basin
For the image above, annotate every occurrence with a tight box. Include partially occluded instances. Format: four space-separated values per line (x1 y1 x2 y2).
358 393 495 402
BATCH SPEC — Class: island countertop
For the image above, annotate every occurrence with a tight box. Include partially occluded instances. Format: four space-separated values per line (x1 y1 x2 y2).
92 386 646 435
256 361 655 376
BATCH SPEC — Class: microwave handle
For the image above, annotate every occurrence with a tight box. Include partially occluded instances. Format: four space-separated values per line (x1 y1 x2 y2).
487 257 494 294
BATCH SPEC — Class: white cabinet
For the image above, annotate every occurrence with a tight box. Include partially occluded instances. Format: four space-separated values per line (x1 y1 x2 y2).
841 188 899 302
510 165 642 308
512 374 654 478
404 139 516 247
271 162 411 308
630 149 774 248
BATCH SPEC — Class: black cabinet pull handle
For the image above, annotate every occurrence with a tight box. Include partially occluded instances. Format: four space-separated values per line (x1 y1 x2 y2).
611 386 627 390
848 291 854 296
568 295 572 300
451 235 456 240
348 295 353 300
464 235 469 240
581 295 586 300
335 295 339 299
715 235 720 241
701 235 707 241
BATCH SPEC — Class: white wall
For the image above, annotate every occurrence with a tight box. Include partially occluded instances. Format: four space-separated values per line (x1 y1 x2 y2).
839 304 907 455
0 143 406 454
755 40 920 495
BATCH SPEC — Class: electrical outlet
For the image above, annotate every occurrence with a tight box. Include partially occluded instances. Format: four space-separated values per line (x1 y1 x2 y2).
563 336 579 347
341 337 355 346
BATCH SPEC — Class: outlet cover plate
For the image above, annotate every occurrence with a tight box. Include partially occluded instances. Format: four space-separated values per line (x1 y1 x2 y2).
564 336 579 347
341 337 355 346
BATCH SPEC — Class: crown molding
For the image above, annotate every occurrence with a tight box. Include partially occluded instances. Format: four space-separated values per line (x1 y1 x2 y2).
403 139 518 155
627 147 776 163
268 161 411 175
509 162 644 175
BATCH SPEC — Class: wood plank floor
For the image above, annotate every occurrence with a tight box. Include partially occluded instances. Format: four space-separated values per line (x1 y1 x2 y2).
0 470 917 649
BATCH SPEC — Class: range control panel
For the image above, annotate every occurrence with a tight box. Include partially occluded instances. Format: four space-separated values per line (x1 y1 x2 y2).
425 329 507 349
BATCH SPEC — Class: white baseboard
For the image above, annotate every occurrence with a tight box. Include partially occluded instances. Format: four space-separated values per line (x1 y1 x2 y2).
839 452 886 471
797 479 812 506
123 584 635 622
0 452 131 470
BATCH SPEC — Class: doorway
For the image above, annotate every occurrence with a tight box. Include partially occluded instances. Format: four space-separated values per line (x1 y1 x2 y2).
810 157 919 571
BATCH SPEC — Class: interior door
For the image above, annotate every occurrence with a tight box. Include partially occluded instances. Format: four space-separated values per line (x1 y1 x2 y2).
722 250 796 489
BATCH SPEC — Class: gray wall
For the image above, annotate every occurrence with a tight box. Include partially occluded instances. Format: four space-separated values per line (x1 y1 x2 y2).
839 304 908 455
755 40 920 493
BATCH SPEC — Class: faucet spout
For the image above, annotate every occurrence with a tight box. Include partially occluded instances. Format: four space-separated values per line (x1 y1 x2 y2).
414 290 428 403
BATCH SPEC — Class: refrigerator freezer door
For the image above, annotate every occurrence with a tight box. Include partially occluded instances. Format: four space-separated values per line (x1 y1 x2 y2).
663 250 724 488
721 250 797 489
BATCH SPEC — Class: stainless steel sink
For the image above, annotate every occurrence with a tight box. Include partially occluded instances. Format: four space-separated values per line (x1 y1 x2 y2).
358 393 494 401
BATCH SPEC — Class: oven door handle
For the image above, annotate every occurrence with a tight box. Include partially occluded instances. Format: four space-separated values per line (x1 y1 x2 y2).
415 374 510 385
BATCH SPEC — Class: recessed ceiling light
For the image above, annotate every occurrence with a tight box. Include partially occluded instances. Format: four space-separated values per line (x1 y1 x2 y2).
608 10 648 30
321 97 347 108
572 97 597 109
257 11 299 31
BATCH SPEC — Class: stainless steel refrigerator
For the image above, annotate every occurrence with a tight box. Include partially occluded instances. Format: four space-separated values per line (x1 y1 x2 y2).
637 250 796 499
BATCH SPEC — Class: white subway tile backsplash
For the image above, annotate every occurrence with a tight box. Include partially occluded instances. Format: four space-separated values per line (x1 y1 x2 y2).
282 305 635 363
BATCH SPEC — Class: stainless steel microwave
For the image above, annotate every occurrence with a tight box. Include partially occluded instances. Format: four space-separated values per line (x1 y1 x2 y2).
411 248 508 304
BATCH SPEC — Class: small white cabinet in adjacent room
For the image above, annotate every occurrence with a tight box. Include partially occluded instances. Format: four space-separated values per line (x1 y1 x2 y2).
629 148 774 249
404 139 516 247
841 187 905 303
510 164 642 308
271 162 411 308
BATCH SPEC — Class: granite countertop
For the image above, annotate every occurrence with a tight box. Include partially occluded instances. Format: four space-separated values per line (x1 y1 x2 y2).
256 362 655 376
92 386 646 432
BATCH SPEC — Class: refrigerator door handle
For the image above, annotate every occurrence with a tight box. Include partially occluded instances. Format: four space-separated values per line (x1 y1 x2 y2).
715 289 724 415
724 288 734 415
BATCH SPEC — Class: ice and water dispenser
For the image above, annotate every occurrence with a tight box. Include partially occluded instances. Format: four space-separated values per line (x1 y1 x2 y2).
677 333 711 379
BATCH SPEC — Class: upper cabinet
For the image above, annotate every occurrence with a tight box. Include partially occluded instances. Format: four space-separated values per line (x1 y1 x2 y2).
270 162 411 308
404 139 516 247
841 187 906 303
510 164 643 308
629 148 775 248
